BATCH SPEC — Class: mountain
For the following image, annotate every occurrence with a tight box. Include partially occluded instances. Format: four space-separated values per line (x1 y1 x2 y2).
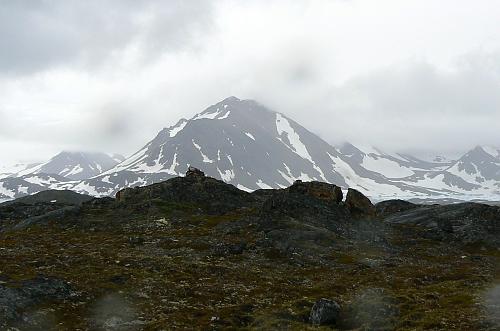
0 152 124 202
0 163 36 180
0 97 499 202
17 151 124 181
78 96 438 198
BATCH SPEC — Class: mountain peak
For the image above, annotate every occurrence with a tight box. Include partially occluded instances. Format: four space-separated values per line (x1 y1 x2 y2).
464 145 497 160
220 96 241 104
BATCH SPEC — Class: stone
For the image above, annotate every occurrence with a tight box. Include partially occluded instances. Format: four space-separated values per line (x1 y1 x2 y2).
345 188 375 219
289 180 343 204
310 298 341 325
185 166 205 178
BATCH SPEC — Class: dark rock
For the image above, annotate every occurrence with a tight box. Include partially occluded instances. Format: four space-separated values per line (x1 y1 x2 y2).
345 188 376 219
309 298 341 325
13 205 80 230
185 166 205 178
115 170 254 215
375 199 420 218
20 275 75 302
0 275 76 328
385 202 500 247
288 180 343 204
260 181 348 221
0 189 93 207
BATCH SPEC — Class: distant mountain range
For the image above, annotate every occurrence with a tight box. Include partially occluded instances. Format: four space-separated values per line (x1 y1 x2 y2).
1 96 499 202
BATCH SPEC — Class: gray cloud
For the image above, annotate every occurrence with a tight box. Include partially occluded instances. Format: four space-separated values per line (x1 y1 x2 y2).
1 0 500 164
0 0 213 75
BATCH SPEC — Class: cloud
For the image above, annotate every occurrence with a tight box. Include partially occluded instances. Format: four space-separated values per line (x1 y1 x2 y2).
0 0 500 164
0 1 214 75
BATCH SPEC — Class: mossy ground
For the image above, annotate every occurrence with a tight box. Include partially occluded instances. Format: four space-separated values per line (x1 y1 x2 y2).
0 205 498 330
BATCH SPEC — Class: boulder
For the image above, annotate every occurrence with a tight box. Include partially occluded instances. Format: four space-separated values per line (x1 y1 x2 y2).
186 166 205 178
345 188 375 219
310 298 341 325
0 275 76 328
288 180 343 204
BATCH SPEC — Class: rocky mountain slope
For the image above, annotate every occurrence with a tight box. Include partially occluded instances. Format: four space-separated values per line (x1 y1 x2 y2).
0 171 498 329
0 97 499 202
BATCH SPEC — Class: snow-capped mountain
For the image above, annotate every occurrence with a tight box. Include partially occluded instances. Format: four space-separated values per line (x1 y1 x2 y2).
72 97 500 200
17 151 124 181
1 97 499 202
0 152 124 202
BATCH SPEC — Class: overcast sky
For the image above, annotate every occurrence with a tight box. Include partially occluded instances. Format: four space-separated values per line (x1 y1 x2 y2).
1 0 500 165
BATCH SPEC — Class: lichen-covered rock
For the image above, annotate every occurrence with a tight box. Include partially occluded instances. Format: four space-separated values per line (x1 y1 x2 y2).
345 188 376 219
310 298 341 325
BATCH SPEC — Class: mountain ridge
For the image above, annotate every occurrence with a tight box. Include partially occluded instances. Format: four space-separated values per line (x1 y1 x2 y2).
0 97 499 202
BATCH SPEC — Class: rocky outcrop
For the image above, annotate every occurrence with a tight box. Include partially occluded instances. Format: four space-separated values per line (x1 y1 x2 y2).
260 181 348 221
115 167 253 214
375 199 420 218
345 188 376 219
310 298 341 326
185 166 205 178
384 202 500 247
288 180 343 204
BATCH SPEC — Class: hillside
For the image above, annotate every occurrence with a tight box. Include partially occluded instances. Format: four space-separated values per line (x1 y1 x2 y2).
0 171 498 330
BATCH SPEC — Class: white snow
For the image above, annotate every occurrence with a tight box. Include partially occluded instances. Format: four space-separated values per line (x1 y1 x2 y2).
192 108 222 120
217 168 235 182
236 184 252 192
17 186 29 194
101 175 113 184
361 155 414 178
169 119 188 137
64 164 84 176
244 132 255 140
24 176 59 186
256 179 273 189
192 140 213 163
167 153 179 175
102 147 149 175
327 152 406 197
130 146 166 173
73 181 101 196
218 111 230 119
276 114 312 161
0 183 15 198
275 114 326 180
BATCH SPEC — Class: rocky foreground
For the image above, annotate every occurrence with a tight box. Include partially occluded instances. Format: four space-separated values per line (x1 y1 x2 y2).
0 168 499 330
